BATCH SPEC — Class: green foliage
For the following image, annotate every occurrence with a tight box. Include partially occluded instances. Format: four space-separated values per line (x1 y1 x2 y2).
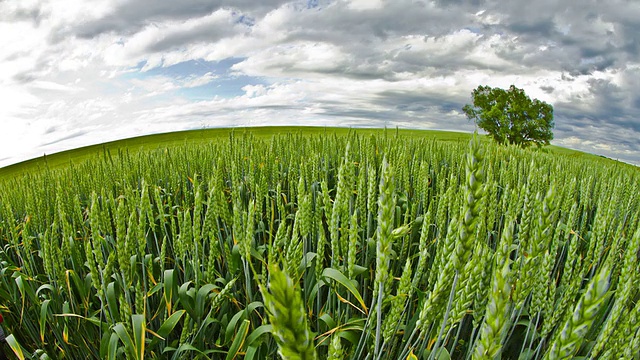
463 85 554 147
0 128 637 360
543 267 611 360
260 265 316 360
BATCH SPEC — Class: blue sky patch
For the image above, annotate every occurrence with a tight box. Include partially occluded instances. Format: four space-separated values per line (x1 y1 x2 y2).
125 58 268 100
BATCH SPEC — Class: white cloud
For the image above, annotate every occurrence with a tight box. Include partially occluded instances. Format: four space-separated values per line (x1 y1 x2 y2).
183 72 218 87
29 80 82 92
347 0 385 11
232 42 351 78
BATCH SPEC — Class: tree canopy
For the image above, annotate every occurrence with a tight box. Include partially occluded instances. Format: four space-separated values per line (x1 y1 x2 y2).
462 85 554 148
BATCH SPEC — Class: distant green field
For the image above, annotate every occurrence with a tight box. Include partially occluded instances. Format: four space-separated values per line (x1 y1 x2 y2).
0 126 627 179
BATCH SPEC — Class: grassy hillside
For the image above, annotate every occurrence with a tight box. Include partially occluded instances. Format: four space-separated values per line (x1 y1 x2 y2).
1 126 623 180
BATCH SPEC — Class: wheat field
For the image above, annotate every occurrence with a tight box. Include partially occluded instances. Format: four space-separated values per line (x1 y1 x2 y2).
0 129 638 359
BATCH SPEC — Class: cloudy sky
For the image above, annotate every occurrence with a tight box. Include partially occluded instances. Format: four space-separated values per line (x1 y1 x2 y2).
1 0 639 167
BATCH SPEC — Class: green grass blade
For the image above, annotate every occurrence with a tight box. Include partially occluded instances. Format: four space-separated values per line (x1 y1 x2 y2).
114 322 136 359
246 324 273 347
196 284 216 318
39 299 50 343
163 269 177 315
178 282 197 319
132 314 146 360
322 268 367 314
157 309 186 340
5 334 26 360
226 319 250 360
106 282 119 322
108 332 119 360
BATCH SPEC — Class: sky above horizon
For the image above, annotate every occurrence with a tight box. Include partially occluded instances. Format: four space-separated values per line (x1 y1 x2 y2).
1 0 640 167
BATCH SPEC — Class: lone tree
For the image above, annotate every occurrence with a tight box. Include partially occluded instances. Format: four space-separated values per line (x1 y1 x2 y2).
462 85 554 148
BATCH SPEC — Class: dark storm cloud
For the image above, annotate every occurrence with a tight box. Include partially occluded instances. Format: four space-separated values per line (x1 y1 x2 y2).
540 86 554 94
42 131 88 146
142 16 242 54
71 0 290 38
553 117 640 162
288 1 468 40
376 91 462 114
550 67 640 164
497 1 639 74
556 73 640 131
12 71 37 84
320 108 398 122
238 0 634 80
0 2 45 25
507 18 557 39
382 1 639 77
59 0 640 81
